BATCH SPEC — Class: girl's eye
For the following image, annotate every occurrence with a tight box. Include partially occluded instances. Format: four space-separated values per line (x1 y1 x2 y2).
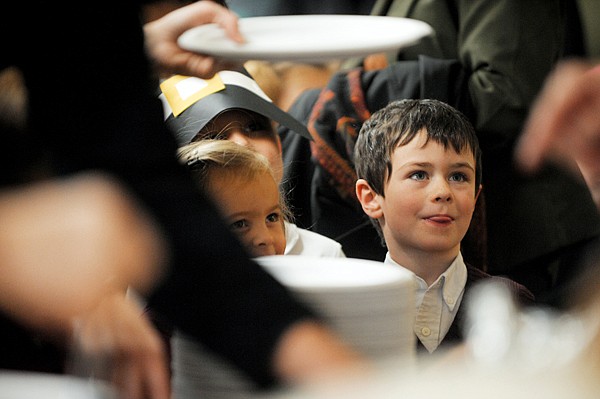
266 212 280 223
449 172 469 182
245 122 261 132
409 171 427 181
230 219 249 230
243 122 272 138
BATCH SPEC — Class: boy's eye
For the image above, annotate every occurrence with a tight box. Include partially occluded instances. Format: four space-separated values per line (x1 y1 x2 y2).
230 219 249 230
266 212 280 223
449 172 469 182
409 171 427 181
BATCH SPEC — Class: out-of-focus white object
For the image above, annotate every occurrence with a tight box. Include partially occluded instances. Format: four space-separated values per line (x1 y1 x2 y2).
178 15 433 62
171 256 416 399
270 280 600 399
257 255 416 360
464 280 598 371
0 371 117 399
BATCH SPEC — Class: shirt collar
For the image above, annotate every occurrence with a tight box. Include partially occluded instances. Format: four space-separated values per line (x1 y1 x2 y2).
283 221 299 254
439 253 467 311
384 252 467 312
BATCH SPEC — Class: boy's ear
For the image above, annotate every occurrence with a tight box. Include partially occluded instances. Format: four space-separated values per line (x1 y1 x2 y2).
475 184 483 202
356 179 383 219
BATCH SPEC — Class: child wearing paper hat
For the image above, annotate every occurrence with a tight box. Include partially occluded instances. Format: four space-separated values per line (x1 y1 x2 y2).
160 70 345 258
160 70 312 145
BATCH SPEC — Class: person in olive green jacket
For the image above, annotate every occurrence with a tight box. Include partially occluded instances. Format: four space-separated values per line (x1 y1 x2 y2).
280 0 600 307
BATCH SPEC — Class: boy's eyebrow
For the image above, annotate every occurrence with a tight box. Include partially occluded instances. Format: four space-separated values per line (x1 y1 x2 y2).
398 161 475 171
451 162 476 172
398 161 431 167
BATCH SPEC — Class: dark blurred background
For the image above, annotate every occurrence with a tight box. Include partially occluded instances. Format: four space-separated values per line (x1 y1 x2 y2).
225 0 376 17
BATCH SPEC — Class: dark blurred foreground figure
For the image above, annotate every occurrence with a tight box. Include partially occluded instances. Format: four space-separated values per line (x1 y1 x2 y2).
0 2 366 399
226 0 376 17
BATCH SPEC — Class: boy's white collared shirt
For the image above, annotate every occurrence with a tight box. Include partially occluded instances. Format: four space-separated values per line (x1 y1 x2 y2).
385 252 468 353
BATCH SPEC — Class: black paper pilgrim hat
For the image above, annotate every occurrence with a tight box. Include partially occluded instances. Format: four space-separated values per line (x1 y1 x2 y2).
159 70 312 146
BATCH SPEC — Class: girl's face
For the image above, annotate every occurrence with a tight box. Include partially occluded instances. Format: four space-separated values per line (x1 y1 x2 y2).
208 170 286 257
197 109 284 183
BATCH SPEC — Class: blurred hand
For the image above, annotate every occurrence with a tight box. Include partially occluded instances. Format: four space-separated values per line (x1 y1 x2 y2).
363 53 389 71
68 292 170 399
515 60 600 174
273 320 371 387
144 0 245 79
515 60 600 207
0 173 167 334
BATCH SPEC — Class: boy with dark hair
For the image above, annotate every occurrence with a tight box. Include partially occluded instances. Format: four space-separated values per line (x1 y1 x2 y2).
354 99 533 353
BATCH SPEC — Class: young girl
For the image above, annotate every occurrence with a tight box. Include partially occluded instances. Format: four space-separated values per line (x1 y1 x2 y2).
178 139 288 257
161 70 345 257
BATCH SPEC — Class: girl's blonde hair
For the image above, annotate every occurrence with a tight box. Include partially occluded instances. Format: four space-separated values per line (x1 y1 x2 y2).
177 139 293 222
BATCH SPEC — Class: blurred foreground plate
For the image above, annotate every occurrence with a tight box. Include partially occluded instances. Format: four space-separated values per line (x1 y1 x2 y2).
256 256 416 360
256 255 413 290
0 371 117 399
178 15 433 62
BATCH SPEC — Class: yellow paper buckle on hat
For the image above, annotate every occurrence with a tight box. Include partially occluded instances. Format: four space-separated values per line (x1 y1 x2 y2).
160 74 226 117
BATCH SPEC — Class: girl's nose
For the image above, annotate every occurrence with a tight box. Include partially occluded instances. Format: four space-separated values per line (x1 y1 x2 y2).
251 224 275 254
227 130 250 147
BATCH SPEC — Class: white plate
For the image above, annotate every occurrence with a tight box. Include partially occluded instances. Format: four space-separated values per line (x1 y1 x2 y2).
0 371 117 399
178 14 433 62
255 255 413 290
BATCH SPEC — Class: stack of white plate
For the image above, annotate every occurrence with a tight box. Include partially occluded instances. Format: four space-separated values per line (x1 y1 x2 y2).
257 256 416 360
0 371 117 399
171 255 416 399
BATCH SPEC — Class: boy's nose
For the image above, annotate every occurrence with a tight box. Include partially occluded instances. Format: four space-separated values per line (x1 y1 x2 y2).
432 178 452 202
435 193 452 202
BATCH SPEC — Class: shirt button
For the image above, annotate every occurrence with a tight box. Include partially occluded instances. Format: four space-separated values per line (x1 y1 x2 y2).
447 297 455 305
421 327 431 337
